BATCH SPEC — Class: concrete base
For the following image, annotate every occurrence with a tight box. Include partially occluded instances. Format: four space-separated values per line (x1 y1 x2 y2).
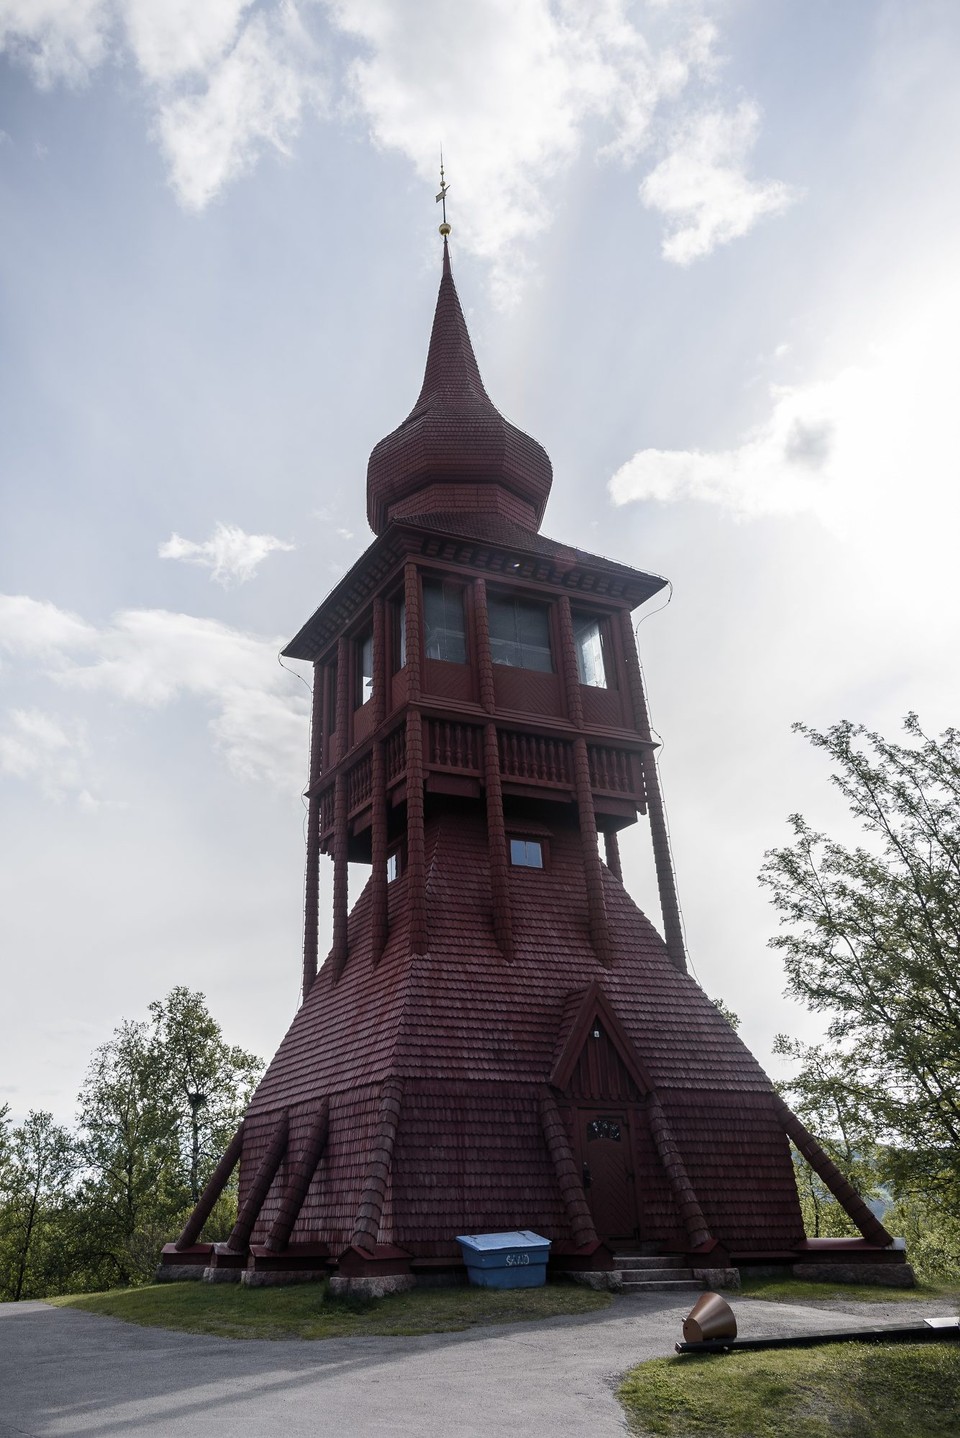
328 1274 417 1299
155 1264 207 1283
567 1270 624 1292
241 1268 328 1287
793 1262 917 1288
693 1267 741 1291
203 1265 244 1283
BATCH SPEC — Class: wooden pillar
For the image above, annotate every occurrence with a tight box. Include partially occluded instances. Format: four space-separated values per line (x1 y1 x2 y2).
369 596 389 963
604 828 623 882
775 1098 894 1246
226 1111 289 1253
351 1080 404 1252
406 709 428 954
174 1122 245 1250
403 562 422 703
573 736 613 967
539 1089 597 1248
556 596 584 728
558 596 611 965
619 610 687 974
331 636 350 982
474 578 514 961
263 1101 330 1252
302 663 323 1003
647 1093 713 1250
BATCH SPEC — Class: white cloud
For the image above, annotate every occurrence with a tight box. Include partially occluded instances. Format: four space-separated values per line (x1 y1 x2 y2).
639 101 799 263
609 279 960 559
158 522 295 586
328 0 725 303
0 708 88 800
0 0 111 87
0 0 793 291
0 598 309 790
155 4 326 211
0 0 327 210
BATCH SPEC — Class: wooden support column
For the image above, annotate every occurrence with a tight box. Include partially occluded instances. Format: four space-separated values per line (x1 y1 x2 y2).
351 1080 404 1252
619 610 687 974
406 709 428 954
302 663 323 1003
604 828 623 882
573 736 613 967
474 578 514 961
774 1098 894 1246
226 1111 289 1253
539 1089 597 1248
556 595 584 728
369 596 389 964
263 1100 330 1252
370 740 388 963
647 1093 713 1250
403 563 422 703
174 1122 245 1250
331 636 350 982
559 596 611 965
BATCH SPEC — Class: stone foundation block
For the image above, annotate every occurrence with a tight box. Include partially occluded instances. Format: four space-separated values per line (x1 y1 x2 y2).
693 1267 741 1291
155 1264 207 1283
328 1274 417 1299
568 1269 624 1292
203 1265 244 1283
241 1268 328 1287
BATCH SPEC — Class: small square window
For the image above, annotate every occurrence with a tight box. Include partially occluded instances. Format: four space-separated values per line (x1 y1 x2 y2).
509 838 544 869
386 852 400 882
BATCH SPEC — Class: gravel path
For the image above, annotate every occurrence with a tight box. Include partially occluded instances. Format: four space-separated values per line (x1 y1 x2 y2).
1 1291 956 1438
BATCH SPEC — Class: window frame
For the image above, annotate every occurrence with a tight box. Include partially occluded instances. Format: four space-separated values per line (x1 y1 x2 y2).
571 608 615 690
508 836 547 870
487 590 555 674
422 576 468 665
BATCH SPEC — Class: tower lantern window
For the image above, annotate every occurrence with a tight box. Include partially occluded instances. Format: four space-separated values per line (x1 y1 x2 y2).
357 629 374 705
572 611 608 688
488 595 553 672
423 580 467 663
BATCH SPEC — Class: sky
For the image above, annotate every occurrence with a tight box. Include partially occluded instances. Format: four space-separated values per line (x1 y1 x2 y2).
2 0 959 1128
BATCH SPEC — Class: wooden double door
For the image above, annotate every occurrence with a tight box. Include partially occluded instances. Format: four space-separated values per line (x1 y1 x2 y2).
576 1108 639 1240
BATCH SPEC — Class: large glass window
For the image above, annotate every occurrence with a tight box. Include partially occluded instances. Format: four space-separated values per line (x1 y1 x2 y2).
357 630 374 705
488 595 553 672
572 611 608 688
423 580 467 663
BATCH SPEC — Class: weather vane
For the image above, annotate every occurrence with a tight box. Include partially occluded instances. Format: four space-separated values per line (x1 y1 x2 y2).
436 153 451 237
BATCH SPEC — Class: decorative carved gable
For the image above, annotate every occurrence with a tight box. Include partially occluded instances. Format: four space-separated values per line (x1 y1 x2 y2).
550 981 654 1102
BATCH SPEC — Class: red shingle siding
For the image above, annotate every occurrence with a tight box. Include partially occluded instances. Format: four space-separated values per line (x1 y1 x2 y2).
232 810 803 1255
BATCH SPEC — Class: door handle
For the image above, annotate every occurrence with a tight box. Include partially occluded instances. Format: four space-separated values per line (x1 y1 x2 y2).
582 1162 592 1190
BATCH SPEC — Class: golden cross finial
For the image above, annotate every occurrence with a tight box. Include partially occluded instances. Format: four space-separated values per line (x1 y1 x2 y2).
436 153 451 236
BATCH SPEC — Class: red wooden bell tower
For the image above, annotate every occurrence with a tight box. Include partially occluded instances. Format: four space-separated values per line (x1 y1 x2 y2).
161 231 901 1293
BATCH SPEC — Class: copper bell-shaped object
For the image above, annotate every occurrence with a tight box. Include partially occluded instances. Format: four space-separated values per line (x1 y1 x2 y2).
682 1291 738 1343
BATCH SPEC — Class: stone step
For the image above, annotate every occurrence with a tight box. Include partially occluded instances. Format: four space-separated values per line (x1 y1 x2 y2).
619 1278 704 1294
613 1255 687 1270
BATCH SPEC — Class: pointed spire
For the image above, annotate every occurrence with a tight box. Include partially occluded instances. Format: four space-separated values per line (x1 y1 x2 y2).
366 241 553 535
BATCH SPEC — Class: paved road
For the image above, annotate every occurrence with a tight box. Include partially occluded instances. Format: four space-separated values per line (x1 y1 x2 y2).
0 1293 951 1438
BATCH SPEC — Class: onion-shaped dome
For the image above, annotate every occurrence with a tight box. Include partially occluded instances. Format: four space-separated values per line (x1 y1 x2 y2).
367 240 553 535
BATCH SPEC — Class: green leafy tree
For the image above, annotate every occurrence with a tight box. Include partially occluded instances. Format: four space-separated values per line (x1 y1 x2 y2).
0 1110 78 1300
147 987 262 1208
77 989 262 1283
760 714 960 1218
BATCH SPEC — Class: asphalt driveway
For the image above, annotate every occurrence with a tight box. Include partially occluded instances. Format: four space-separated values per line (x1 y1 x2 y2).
1 1291 955 1438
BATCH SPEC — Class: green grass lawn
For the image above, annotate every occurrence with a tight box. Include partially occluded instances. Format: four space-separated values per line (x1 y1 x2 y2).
618 1342 960 1438
49 1278 610 1340
740 1274 960 1305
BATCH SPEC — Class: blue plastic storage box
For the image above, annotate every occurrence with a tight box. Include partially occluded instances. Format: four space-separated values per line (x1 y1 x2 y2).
456 1230 551 1288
